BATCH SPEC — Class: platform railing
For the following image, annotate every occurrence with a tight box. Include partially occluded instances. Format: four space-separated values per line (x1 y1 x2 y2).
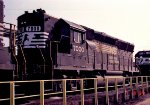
0 76 150 105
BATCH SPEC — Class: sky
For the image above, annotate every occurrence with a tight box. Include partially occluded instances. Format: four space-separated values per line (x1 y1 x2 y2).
3 0 150 55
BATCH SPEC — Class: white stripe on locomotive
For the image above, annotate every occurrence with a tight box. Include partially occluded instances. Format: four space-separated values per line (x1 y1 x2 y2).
18 32 49 48
136 57 150 65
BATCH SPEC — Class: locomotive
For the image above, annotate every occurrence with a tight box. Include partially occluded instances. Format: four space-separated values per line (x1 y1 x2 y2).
135 50 150 75
0 2 144 104
15 8 138 81
0 4 139 82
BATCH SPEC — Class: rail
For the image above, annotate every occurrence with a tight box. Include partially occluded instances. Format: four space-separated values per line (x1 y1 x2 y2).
0 76 149 105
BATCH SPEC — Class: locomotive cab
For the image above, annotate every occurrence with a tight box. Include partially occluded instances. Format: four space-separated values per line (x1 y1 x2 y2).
52 19 86 53
52 19 87 78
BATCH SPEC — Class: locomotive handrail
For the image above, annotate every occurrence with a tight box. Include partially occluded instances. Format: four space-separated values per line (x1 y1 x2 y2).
19 44 27 77
49 41 54 90
12 51 18 77
37 45 45 74
12 24 19 77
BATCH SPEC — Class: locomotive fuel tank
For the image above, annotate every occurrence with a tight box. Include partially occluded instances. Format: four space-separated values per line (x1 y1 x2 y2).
96 76 124 87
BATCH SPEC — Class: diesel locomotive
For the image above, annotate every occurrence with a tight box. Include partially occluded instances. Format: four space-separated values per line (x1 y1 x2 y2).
0 4 139 82
14 9 138 81
0 2 146 104
135 50 150 75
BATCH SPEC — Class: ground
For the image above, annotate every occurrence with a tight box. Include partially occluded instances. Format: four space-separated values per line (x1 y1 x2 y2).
123 94 150 105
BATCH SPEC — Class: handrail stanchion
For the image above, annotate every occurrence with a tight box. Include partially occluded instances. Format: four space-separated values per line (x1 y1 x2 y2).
115 78 118 103
12 25 18 78
19 45 27 78
146 76 149 93
40 80 44 105
94 78 98 105
141 76 144 95
80 79 84 105
130 77 133 99
63 79 67 105
105 78 109 105
123 77 126 102
10 82 15 105
136 77 138 98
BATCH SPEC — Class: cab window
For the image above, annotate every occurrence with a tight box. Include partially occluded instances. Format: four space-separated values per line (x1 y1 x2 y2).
74 31 82 43
70 29 85 44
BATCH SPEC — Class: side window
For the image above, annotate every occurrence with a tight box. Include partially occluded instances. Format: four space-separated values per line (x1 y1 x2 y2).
73 31 82 43
74 31 78 43
74 31 82 43
70 29 85 44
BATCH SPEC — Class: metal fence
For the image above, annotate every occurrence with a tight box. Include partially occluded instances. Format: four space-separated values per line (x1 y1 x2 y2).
0 76 149 105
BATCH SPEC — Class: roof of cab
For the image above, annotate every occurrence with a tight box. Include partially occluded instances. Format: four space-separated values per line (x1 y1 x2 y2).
60 19 86 32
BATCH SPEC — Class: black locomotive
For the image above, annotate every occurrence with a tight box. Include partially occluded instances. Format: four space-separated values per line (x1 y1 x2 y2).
0 3 144 104
12 9 138 81
0 6 139 82
135 50 150 75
